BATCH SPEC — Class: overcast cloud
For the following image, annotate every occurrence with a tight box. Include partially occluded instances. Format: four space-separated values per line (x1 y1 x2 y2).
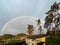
0 0 60 35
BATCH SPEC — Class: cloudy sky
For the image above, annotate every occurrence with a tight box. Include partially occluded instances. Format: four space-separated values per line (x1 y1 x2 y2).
0 0 60 35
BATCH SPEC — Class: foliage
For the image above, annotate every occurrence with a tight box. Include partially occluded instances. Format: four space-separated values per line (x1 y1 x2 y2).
17 33 27 37
2 34 14 39
46 30 60 45
36 19 42 34
46 36 60 45
44 2 60 36
27 24 34 35
0 33 27 44
44 2 59 29
36 19 41 25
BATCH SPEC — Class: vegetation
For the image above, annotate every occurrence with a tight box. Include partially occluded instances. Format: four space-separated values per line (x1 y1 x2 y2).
0 33 27 44
27 19 42 35
46 30 60 45
44 2 60 36
36 19 42 34
27 24 34 35
45 2 60 45
46 36 60 45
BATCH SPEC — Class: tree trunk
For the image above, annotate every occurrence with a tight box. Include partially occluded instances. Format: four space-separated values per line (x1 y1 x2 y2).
54 16 56 36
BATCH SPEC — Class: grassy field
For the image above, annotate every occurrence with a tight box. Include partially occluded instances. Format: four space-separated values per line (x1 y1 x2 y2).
46 36 60 45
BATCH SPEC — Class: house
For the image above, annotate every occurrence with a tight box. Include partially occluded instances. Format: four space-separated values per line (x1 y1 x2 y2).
15 40 27 45
25 34 46 45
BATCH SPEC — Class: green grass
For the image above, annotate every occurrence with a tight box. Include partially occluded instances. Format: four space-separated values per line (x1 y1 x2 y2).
46 36 60 45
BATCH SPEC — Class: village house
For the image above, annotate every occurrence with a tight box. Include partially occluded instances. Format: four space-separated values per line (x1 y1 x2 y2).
25 35 46 45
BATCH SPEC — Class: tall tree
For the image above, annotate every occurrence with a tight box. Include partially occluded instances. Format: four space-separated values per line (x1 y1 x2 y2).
27 24 34 35
44 2 60 36
44 13 54 32
36 19 42 34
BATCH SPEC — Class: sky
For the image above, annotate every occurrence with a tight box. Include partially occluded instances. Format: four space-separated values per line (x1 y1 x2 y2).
0 16 40 35
0 0 60 35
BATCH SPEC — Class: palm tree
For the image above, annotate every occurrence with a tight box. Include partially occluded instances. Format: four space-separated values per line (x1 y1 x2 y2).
36 19 41 26
36 19 42 34
44 2 60 36
44 13 54 32
50 2 59 36
27 24 34 35
44 13 54 35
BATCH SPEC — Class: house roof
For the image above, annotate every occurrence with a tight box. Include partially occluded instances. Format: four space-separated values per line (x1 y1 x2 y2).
27 34 46 39
15 40 25 44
